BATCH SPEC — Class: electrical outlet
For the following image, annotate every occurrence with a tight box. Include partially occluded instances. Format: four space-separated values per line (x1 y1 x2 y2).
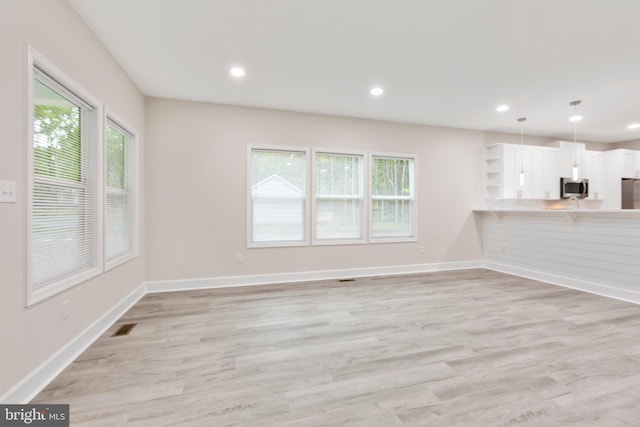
236 253 244 263
0 180 16 203
420 245 425 253
62 300 70 320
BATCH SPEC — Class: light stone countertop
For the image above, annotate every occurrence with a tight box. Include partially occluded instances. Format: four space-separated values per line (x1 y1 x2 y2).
473 208 640 214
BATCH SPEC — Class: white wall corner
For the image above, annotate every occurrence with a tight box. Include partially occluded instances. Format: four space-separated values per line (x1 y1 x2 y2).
0 285 146 404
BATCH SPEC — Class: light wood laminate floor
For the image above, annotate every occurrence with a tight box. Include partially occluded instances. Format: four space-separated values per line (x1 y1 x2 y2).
33 269 640 426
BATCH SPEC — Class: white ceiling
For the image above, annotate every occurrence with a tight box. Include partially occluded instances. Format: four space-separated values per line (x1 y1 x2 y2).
67 0 640 143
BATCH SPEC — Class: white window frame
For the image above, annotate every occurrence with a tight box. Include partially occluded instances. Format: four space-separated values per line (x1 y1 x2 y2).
26 46 104 306
369 152 418 243
247 144 310 248
312 148 366 245
104 111 139 271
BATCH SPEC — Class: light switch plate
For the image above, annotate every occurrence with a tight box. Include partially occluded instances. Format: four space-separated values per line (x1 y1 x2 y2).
0 180 16 203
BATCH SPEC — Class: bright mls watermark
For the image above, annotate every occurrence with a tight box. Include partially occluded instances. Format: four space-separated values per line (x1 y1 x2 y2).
0 405 68 426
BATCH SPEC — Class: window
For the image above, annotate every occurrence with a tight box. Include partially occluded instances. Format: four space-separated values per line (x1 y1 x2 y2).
28 54 101 304
105 117 137 267
313 151 364 243
370 155 416 240
249 147 308 246
247 146 416 247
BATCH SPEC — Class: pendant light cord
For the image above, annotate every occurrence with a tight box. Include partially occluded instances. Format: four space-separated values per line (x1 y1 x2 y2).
518 117 526 174
573 108 578 168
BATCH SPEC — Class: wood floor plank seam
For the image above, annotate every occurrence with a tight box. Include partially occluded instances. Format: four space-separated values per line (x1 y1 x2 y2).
32 269 640 426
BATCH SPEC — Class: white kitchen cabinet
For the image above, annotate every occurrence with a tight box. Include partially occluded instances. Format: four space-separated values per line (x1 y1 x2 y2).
484 143 549 201
532 146 559 199
621 150 640 179
584 150 605 200
502 144 532 199
605 149 640 179
603 149 640 209
549 140 586 179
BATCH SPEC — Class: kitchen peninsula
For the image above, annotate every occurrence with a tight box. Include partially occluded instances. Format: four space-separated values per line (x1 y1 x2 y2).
477 142 640 304
474 207 640 303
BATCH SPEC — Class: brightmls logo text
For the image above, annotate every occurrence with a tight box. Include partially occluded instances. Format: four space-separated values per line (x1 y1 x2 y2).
0 405 68 426
4 408 45 424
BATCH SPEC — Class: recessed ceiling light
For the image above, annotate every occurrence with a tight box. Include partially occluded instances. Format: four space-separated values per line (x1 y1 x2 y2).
370 87 384 96
496 105 509 112
229 67 246 78
569 115 583 122
628 123 640 130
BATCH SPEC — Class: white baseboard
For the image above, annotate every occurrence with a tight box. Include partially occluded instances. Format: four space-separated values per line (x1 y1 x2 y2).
0 285 146 404
18 258 634 404
485 261 640 305
144 260 485 293
1 260 483 404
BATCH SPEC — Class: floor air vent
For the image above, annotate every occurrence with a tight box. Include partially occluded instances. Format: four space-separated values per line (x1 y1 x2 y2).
112 323 137 337
338 278 356 283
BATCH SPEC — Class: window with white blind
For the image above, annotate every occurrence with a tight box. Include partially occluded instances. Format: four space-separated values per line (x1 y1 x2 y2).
313 151 365 243
249 147 308 246
105 118 137 267
28 54 101 305
370 154 416 241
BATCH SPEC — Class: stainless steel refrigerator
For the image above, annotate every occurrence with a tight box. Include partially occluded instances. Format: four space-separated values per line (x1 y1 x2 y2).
621 178 640 209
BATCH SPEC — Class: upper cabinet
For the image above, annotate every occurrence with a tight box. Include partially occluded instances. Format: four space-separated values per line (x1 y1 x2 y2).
548 141 586 179
502 143 532 199
532 146 559 200
584 151 605 200
484 143 558 201
603 149 640 209
621 150 640 179
604 149 640 180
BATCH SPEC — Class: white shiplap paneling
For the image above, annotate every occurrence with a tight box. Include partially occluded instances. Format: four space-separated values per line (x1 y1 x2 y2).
482 212 640 301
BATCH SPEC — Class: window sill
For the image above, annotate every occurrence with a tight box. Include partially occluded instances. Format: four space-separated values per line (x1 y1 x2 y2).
105 250 139 272
27 266 102 307
311 238 367 246
369 236 418 244
247 240 310 249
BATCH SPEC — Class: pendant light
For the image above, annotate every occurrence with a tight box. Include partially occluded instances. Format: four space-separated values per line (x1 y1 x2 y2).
518 117 527 186
569 100 582 181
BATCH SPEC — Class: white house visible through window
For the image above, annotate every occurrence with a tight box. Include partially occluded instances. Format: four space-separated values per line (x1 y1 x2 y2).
105 118 136 265
371 155 416 240
29 62 100 304
314 151 364 242
249 148 307 245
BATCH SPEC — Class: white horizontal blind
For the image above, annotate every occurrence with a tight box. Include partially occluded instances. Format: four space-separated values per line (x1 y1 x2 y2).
371 155 415 238
32 70 95 289
105 120 132 260
250 148 306 243
315 152 364 240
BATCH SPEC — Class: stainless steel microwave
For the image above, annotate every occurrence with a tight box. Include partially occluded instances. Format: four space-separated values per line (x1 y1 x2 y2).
561 177 589 199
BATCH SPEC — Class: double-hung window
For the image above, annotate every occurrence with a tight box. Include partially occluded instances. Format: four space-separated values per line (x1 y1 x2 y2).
249 147 308 246
247 146 416 247
313 151 365 243
28 57 100 304
370 154 416 241
105 118 137 267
